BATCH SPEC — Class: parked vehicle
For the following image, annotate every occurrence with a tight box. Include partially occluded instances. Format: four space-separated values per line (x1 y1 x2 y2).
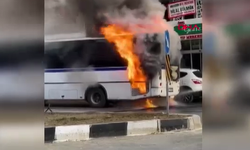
178 68 202 103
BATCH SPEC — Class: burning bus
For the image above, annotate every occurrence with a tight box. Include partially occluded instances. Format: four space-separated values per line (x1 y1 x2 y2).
44 25 181 108
44 0 182 108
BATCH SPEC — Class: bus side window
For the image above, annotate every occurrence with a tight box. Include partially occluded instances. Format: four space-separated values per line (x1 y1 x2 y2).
44 38 128 69
89 39 108 67
90 39 127 68
44 52 64 69
45 42 65 69
78 39 96 68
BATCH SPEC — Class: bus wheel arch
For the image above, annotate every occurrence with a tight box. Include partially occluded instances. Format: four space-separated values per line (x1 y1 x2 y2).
85 84 107 108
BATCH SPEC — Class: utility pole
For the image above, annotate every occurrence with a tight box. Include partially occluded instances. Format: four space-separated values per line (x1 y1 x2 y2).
165 57 169 115
164 31 170 115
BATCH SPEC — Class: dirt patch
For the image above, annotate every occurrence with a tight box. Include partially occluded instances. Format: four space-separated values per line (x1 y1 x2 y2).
45 112 190 127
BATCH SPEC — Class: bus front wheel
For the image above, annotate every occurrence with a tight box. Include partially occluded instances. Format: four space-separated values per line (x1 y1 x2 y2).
86 87 107 108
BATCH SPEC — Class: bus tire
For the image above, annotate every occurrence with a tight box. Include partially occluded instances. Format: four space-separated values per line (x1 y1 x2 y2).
85 87 107 108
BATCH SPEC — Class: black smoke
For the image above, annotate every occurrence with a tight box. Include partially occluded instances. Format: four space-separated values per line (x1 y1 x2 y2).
138 33 163 79
45 0 171 79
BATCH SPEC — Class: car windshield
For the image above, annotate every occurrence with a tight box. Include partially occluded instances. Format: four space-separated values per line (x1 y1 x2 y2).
193 71 202 78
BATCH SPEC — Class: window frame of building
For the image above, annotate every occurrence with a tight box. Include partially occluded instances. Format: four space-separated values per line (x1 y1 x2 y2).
180 39 202 70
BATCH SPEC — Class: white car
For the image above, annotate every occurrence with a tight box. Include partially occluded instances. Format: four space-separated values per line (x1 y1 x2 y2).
178 68 202 103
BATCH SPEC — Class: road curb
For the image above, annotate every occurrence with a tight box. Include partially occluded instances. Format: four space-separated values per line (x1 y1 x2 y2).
45 115 202 143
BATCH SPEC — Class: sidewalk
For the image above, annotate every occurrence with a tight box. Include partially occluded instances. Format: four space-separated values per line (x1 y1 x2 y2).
45 129 202 150
45 114 202 143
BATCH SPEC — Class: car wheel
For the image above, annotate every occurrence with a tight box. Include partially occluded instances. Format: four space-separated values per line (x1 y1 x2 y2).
179 86 194 104
183 94 194 103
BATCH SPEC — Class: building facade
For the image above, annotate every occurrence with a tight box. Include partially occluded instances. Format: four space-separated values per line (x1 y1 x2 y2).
169 18 202 71
161 0 202 71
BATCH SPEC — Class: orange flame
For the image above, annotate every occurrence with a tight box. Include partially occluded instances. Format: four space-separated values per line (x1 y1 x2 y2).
101 25 147 93
145 99 157 108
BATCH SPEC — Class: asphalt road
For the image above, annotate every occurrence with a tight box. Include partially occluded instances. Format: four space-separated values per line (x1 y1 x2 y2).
45 129 202 150
45 100 202 118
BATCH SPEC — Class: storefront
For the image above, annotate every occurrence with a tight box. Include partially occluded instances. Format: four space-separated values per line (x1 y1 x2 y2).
173 22 202 71
180 38 202 71
161 0 203 71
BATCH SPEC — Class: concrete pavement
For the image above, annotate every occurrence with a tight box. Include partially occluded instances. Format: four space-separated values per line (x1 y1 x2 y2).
45 129 202 150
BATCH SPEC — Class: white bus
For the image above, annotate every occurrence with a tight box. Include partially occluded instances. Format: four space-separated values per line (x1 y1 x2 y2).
44 36 178 107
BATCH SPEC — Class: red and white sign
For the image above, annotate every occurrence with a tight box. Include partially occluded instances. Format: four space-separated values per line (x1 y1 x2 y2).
168 0 196 19
178 24 200 30
180 34 202 40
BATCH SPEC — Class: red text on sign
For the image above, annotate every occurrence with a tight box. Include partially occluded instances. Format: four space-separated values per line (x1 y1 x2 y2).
178 24 200 30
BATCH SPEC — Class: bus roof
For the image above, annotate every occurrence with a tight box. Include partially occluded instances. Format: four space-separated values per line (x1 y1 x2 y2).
45 33 104 43
45 33 134 43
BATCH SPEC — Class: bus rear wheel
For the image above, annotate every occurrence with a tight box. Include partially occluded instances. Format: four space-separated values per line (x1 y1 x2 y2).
86 87 107 108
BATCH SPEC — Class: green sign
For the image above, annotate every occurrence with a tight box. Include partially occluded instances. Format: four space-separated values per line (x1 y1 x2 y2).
174 23 202 35
225 22 250 37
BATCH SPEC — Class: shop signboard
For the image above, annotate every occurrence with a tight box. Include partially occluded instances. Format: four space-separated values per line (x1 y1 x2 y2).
180 34 202 40
167 0 196 19
174 23 202 35
225 22 250 37
196 0 202 18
